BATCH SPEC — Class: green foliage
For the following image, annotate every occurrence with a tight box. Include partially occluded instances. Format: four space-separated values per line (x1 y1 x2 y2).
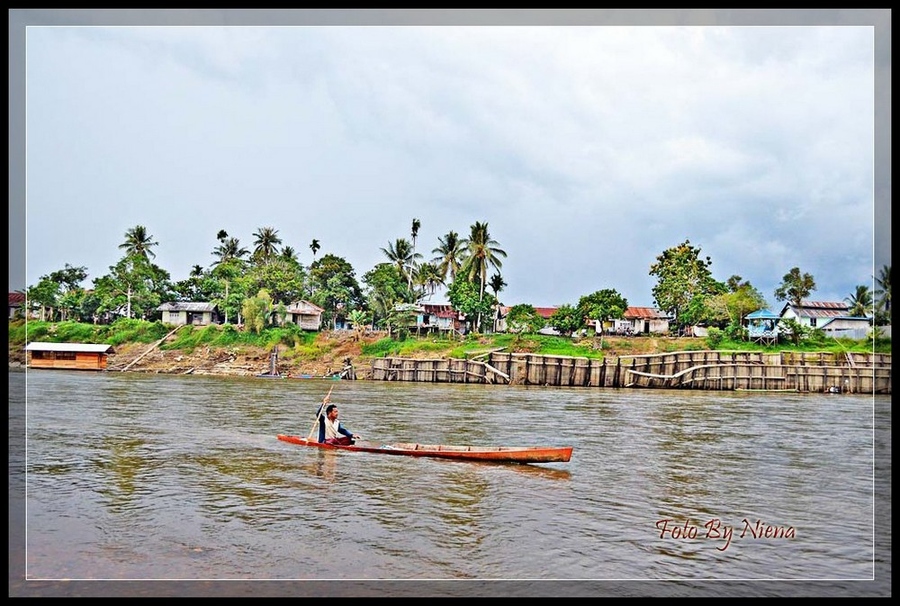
576 289 628 323
447 279 495 332
774 267 816 307
105 318 169 345
649 239 720 327
360 337 403 357
548 304 584 337
48 321 104 343
505 303 545 334
242 289 273 334
704 327 725 348
778 317 810 345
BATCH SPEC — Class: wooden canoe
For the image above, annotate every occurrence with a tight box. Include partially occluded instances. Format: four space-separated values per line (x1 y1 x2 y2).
276 434 572 464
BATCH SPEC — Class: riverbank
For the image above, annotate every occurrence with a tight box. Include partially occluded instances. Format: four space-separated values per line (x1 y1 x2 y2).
9 332 714 379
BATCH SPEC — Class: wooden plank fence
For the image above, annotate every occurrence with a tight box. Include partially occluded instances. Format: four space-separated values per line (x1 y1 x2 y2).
369 350 891 394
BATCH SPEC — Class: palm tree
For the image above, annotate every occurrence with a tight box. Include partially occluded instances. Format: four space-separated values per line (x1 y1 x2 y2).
459 222 507 331
410 218 421 253
119 225 159 259
212 236 249 265
309 239 321 261
432 230 464 284
460 221 507 302
190 264 205 277
875 264 891 322
845 284 874 318
281 246 298 262
414 262 444 300
489 272 507 332
252 226 282 265
211 235 248 325
380 238 421 288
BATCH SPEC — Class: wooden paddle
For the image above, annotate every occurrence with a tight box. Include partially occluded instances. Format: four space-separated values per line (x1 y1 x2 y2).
306 385 335 441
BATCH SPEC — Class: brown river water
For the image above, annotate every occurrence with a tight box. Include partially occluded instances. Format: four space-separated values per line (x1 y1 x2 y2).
9 370 891 596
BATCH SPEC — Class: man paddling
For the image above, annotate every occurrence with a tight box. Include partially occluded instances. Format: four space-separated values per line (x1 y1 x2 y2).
315 396 360 445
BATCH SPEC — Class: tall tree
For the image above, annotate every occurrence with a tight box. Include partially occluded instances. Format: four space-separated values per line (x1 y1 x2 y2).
410 218 421 252
488 273 507 332
119 225 158 259
432 230 465 284
252 226 282 265
309 239 321 261
211 234 249 324
380 238 421 287
649 239 719 328
774 267 816 308
459 221 507 329
309 254 365 329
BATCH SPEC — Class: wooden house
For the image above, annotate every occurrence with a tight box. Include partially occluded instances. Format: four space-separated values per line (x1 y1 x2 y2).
746 308 781 345
623 307 670 335
25 342 115 371
275 300 324 331
421 303 462 333
157 302 220 326
9 292 25 319
779 300 872 339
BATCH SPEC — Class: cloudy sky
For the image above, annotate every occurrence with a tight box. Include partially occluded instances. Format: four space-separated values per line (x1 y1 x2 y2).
10 10 891 311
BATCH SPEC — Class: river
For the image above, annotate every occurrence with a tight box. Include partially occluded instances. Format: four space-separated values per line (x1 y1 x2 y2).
8 370 891 597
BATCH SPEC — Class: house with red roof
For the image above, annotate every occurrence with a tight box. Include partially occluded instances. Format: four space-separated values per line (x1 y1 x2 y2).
9 292 25 320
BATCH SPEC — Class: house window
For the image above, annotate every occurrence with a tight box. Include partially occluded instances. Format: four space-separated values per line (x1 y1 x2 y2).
810 318 817 327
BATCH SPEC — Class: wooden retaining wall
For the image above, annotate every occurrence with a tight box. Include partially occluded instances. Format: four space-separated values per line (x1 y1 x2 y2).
369 350 891 394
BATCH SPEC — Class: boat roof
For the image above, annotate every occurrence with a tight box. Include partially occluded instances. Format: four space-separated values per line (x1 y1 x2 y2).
25 342 115 353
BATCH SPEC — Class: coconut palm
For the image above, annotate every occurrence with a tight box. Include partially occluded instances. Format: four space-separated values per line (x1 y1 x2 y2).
459 221 507 302
845 285 874 318
212 236 249 265
310 239 321 261
489 272 507 332
380 238 421 287
410 218 421 253
252 226 282 265
119 225 159 259
211 235 249 325
414 262 444 300
432 230 465 283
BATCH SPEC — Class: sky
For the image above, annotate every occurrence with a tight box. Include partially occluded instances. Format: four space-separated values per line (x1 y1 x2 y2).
10 9 892 312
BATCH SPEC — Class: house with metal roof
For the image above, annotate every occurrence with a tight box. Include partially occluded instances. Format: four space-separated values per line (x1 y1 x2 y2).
25 342 115 371
9 292 25 319
623 307 671 335
157 302 221 326
274 300 324 331
746 308 781 344
778 300 872 339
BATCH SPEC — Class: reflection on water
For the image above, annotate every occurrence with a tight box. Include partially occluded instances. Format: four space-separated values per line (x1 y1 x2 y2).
13 371 886 592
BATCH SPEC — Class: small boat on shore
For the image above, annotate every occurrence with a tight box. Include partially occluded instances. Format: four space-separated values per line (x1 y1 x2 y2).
276 434 573 464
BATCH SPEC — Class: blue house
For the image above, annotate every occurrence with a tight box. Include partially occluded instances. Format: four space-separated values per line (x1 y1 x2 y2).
746 308 780 344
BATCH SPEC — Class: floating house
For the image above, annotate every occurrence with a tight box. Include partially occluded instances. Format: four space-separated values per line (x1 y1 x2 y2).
25 342 115 371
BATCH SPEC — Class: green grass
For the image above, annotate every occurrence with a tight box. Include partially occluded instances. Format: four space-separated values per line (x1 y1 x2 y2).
10 319 891 358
